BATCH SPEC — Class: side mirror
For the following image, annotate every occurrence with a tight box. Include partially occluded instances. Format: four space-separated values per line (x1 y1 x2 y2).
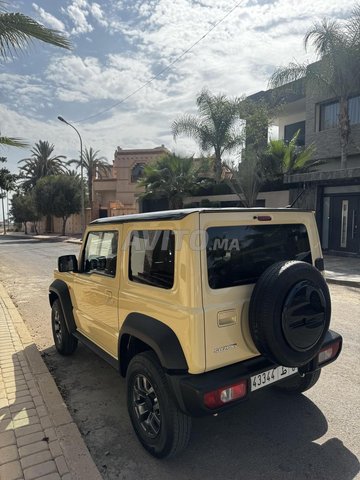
58 255 78 273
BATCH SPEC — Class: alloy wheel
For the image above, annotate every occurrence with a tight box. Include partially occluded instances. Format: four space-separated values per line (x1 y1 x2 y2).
132 374 161 438
53 309 62 345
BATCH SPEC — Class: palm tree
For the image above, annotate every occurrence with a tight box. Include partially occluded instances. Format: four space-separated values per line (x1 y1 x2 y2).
263 130 319 178
269 4 360 169
172 89 244 182
68 147 111 216
226 149 264 208
0 2 71 61
19 140 67 190
0 157 17 234
139 153 207 209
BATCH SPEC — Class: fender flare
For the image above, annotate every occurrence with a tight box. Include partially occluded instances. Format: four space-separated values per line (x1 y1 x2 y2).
119 313 188 374
49 279 77 333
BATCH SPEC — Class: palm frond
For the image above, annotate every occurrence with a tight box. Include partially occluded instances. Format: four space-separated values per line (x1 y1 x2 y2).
0 135 28 148
18 139 67 188
268 62 307 89
346 4 360 44
0 12 71 60
172 115 203 142
304 19 342 56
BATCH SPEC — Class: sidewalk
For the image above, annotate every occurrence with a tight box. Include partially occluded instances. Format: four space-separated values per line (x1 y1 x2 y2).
325 254 360 287
1 233 82 245
0 284 102 480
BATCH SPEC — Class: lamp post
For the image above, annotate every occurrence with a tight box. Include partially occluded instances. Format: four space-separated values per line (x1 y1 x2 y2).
57 116 85 234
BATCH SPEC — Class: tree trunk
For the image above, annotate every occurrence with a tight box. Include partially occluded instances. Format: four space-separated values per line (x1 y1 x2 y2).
62 216 68 236
24 221 28 235
1 192 6 235
45 214 53 232
339 97 350 170
214 149 222 183
6 191 9 230
88 177 93 220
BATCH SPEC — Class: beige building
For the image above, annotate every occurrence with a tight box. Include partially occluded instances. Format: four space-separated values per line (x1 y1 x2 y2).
93 145 169 217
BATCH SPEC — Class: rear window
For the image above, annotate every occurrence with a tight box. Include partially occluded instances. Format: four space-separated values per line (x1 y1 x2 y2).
129 230 175 289
206 224 312 289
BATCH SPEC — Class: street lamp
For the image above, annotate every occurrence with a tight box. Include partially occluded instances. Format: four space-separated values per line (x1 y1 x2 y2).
57 116 85 234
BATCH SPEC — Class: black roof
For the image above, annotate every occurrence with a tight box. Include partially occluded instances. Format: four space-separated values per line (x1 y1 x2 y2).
90 208 311 225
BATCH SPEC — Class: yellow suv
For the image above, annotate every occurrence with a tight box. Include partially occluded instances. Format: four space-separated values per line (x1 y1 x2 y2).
49 208 342 458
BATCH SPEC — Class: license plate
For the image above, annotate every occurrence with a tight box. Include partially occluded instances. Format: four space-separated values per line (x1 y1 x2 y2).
251 366 298 391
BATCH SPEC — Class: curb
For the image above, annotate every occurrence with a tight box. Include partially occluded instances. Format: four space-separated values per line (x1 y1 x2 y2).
0 283 102 480
1 234 82 245
326 277 360 288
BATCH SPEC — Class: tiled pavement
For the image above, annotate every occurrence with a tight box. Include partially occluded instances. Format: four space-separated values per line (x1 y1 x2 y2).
0 301 72 480
0 286 102 480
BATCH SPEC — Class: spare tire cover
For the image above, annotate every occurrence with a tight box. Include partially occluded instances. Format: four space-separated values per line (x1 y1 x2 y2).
249 260 331 367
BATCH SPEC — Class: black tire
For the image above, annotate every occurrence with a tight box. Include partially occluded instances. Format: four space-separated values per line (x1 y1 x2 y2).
126 351 192 458
275 369 321 393
249 261 331 367
51 299 78 355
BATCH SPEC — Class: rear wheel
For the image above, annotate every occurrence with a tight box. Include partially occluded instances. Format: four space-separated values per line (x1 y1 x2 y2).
127 351 191 458
275 369 321 393
51 299 78 355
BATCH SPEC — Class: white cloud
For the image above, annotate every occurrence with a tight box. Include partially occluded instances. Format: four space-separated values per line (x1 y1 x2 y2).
65 0 93 35
90 3 108 27
0 73 52 114
32 3 66 31
45 53 174 111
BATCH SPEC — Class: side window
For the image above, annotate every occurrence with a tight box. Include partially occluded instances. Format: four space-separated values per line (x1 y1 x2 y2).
129 230 175 289
83 230 118 277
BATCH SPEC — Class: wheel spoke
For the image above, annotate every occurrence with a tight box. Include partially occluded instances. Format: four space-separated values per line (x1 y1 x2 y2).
146 412 160 436
132 374 161 437
134 376 149 398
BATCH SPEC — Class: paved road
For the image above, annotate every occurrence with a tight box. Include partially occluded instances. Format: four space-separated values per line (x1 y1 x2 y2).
0 236 359 480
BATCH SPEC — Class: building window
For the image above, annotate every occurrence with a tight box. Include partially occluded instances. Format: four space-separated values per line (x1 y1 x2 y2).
131 163 145 183
319 101 339 130
129 230 175 289
284 121 305 145
348 95 360 125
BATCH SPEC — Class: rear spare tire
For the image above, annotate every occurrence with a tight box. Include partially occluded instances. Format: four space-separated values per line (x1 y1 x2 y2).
249 261 330 367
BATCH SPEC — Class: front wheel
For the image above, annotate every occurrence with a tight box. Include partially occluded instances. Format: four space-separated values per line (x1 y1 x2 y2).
275 369 321 393
126 351 192 458
51 299 78 355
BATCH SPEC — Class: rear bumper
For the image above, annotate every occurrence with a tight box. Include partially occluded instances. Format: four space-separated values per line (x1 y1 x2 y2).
167 329 342 417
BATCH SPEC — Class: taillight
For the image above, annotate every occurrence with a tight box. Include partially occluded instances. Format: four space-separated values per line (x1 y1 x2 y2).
204 380 247 409
318 340 341 365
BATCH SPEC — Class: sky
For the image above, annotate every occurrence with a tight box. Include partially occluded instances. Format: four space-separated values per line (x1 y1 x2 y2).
0 0 355 173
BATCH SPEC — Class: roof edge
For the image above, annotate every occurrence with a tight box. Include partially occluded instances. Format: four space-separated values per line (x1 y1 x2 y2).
90 207 313 225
